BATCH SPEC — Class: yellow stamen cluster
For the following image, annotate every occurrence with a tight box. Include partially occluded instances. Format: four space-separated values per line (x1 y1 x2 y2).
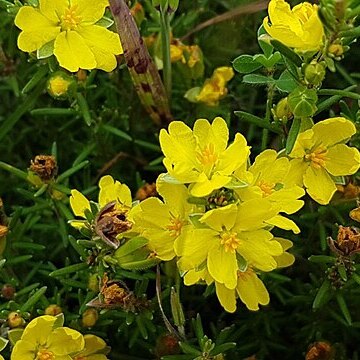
258 180 275 197
304 147 328 169
167 217 184 237
220 232 240 253
36 349 55 360
61 5 82 30
197 143 218 167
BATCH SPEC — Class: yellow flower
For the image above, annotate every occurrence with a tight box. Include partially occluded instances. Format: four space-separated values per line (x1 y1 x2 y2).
175 200 282 290
132 178 193 261
73 334 110 360
47 73 73 98
196 67 234 106
15 0 123 72
69 175 132 227
287 117 360 205
235 149 305 234
11 315 84 360
160 117 250 197
263 0 324 52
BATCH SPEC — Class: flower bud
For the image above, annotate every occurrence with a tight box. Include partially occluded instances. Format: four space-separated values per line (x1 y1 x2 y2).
82 308 98 328
8 312 25 328
155 334 180 357
1 284 15 300
272 97 293 124
29 155 58 183
328 43 344 57
45 304 62 316
88 274 99 292
304 61 326 87
47 72 74 99
306 341 333 360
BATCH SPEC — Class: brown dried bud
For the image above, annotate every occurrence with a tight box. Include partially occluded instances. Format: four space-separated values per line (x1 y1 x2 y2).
95 201 133 249
1 284 15 300
29 155 58 182
328 226 360 256
135 183 157 201
336 182 360 199
44 304 62 316
155 334 180 357
306 341 334 360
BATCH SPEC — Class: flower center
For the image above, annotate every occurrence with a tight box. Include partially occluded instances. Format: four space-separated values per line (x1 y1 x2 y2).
304 146 328 169
258 180 275 197
220 231 240 253
166 217 184 237
61 5 82 31
196 143 218 167
36 349 55 360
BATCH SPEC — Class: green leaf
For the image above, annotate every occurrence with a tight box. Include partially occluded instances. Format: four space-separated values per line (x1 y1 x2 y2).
210 342 237 356
53 313 65 328
336 293 352 326
0 337 8 352
232 55 262 74
270 40 303 67
119 258 160 270
234 111 281 134
102 124 133 141
288 87 317 117
115 237 149 260
8 329 24 346
179 342 202 356
37 40 54 59
276 70 298 93
313 279 331 310
96 16 114 28
253 52 281 68
242 74 274 85
257 24 273 57
285 118 301 154
20 286 47 312
49 263 88 277
308 255 335 264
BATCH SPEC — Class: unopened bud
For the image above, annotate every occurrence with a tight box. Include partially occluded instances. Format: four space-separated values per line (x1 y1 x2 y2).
47 72 74 98
272 97 293 123
304 61 326 87
8 312 24 328
1 284 15 300
45 304 62 316
328 43 344 57
82 308 98 328
135 183 157 201
88 274 99 292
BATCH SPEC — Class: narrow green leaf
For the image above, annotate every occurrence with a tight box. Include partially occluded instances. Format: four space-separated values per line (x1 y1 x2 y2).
285 118 301 154
313 279 331 309
8 329 24 346
115 237 148 260
242 73 274 85
22 66 48 94
76 93 92 126
56 160 89 183
234 111 281 134
308 255 335 264
179 342 202 356
336 293 352 326
102 124 133 141
0 161 28 181
270 40 302 67
30 108 76 116
210 342 237 356
20 286 47 312
49 263 88 277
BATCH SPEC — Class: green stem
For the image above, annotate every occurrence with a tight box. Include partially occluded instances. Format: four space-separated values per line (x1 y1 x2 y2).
160 9 172 101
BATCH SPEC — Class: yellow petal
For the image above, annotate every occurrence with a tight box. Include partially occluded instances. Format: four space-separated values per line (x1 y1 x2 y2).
266 214 300 234
289 129 314 159
47 327 84 355
183 268 213 286
54 30 96 72
15 7 60 52
235 198 277 231
283 159 308 187
215 282 236 313
273 237 295 268
78 25 122 72
189 173 231 197
193 117 229 154
39 0 68 23
70 0 109 24
70 189 91 218
267 186 305 214
236 270 269 311
21 315 56 346
98 175 132 208
303 166 336 205
324 144 360 176
200 204 237 232
208 245 237 289
217 133 250 175
76 334 107 357
312 117 356 147
237 230 282 272
10 339 35 360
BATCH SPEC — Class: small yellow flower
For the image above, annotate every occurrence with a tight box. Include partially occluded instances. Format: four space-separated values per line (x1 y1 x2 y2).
160 117 250 197
263 0 324 52
132 178 193 261
47 73 74 98
15 0 123 72
11 315 84 360
287 117 360 205
73 334 110 360
196 67 234 106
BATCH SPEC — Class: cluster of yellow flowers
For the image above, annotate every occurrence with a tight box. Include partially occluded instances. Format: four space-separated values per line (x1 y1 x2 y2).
10 315 109 360
69 116 359 312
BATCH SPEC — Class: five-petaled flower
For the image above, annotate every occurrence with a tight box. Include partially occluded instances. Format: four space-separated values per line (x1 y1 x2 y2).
287 117 360 205
15 0 123 72
263 0 324 52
